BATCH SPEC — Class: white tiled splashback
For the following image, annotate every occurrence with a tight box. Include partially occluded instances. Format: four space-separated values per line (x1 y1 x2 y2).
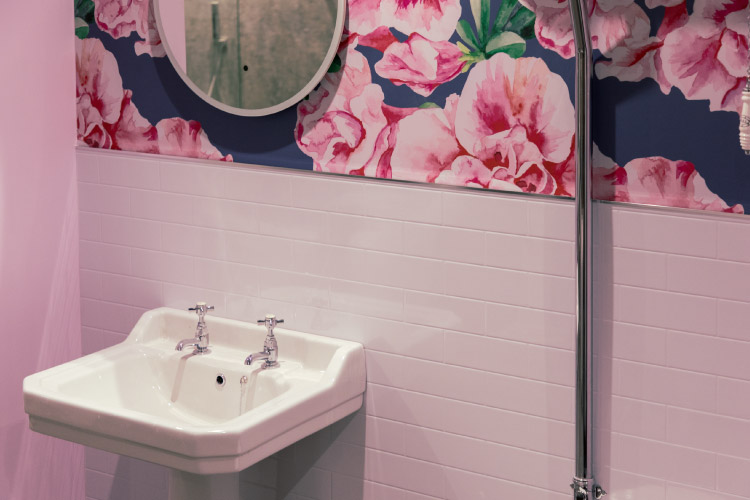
77 149 750 500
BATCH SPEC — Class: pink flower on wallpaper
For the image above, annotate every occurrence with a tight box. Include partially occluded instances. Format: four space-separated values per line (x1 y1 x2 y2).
374 34 465 96
155 118 230 161
593 146 744 213
296 46 416 177
76 37 230 160
94 0 165 57
518 0 650 59
389 53 575 195
76 37 126 149
595 1 688 93
348 0 462 43
660 0 748 112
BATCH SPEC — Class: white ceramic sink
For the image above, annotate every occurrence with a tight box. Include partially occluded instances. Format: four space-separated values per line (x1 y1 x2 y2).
23 307 366 476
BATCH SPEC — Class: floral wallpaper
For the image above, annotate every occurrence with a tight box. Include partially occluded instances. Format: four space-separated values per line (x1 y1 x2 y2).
75 0 749 214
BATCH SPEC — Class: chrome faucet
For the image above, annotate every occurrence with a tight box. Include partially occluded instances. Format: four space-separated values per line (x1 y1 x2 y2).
175 302 214 354
244 314 283 368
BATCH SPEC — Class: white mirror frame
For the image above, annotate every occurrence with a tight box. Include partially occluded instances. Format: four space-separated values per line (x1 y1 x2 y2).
154 0 347 116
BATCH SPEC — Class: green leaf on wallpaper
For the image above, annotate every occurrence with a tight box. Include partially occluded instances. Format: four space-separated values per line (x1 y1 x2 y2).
456 19 480 51
470 0 491 46
74 17 89 39
419 102 440 109
74 0 95 24
506 8 536 40
327 54 342 73
485 31 526 58
491 0 518 38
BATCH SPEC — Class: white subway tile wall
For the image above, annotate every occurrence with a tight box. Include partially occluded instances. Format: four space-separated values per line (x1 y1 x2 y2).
77 150 750 500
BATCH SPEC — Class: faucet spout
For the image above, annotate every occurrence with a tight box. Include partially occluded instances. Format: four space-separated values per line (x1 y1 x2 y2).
244 350 271 366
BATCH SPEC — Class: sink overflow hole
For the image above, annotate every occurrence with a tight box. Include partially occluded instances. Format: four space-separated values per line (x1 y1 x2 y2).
216 374 226 387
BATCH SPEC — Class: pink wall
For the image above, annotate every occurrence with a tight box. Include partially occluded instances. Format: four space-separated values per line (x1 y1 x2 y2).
0 1 84 498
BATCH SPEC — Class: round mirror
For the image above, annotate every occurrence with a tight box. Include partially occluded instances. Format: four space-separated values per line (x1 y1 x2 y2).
155 0 345 116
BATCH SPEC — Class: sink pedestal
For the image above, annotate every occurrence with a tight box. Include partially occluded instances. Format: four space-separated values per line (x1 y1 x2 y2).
168 470 241 500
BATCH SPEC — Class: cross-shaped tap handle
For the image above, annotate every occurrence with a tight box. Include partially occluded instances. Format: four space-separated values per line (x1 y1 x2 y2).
257 314 283 330
189 302 214 320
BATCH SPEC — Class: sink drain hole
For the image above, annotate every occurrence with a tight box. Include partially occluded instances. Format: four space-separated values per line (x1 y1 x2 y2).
216 374 226 386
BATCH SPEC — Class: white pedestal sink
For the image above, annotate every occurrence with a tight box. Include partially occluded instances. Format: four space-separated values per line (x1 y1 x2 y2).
23 307 366 499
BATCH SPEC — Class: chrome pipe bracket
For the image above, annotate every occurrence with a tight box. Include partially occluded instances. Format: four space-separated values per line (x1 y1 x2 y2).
571 477 606 500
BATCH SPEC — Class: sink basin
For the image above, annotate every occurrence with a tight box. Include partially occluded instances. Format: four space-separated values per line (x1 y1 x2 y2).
23 307 366 476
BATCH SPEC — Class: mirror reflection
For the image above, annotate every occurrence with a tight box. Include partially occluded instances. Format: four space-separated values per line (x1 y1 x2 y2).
157 0 342 115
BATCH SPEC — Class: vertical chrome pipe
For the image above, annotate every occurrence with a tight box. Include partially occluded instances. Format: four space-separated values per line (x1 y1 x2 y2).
568 0 604 499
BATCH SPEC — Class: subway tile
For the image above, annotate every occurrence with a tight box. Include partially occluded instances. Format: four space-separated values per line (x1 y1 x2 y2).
363 448 445 498
444 467 568 500
224 232 294 270
79 241 130 275
290 175 369 215
80 299 141 334
666 483 747 500
443 191 529 234
223 168 292 206
667 331 750 380
131 248 194 285
485 303 575 350
608 247 668 289
101 215 161 250
444 262 529 305
611 210 717 258
101 274 162 309
440 398 574 458
405 223 484 265
76 153 99 183
666 406 750 459
613 359 716 412
443 331 574 385
258 204 328 242
296 243 443 293
403 290 484 334
191 258 258 296
79 212 101 241
332 413 406 456
404 426 571 493
364 382 445 431
160 160 224 197
526 272 575 313
294 307 444 362
527 199 575 241
613 285 717 336
717 377 750 420
329 280 401 321
161 224 230 260
80 269 102 299
258 268 329 308
192 197 260 233
597 321 667 366
609 396 667 441
718 219 750 264
78 182 130 216
82 327 126 355
328 214 404 253
332 476 407 500
289 467 332 500
717 300 750 342
668 255 750 301
362 182 442 224
718 454 750 498
604 468 666 500
485 232 574 277
611 434 716 490
130 189 193 224
99 154 160 189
